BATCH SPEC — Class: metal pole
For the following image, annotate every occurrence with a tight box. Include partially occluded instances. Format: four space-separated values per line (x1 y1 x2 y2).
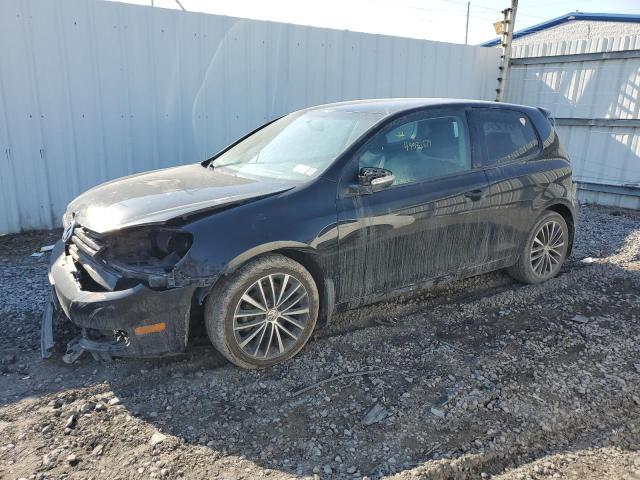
465 1 470 45
495 0 518 102
174 0 186 11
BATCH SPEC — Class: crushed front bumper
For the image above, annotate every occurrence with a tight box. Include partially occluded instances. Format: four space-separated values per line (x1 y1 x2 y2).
42 241 197 360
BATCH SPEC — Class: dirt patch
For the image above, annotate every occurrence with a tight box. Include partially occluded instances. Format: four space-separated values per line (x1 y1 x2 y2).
0 205 639 479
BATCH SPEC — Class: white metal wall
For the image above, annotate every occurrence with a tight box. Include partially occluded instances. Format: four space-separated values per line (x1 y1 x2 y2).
0 0 500 234
505 33 640 209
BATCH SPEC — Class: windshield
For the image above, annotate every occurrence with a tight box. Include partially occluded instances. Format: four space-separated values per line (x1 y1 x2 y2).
212 109 384 181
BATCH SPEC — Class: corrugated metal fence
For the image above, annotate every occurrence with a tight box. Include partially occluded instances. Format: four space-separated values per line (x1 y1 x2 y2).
505 35 640 209
0 0 500 234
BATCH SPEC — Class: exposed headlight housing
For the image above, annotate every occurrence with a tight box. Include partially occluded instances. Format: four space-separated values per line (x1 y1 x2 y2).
153 230 193 258
104 228 193 279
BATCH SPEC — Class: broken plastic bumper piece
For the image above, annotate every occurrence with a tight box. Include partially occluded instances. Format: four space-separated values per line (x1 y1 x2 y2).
42 241 197 361
41 293 55 359
62 330 129 363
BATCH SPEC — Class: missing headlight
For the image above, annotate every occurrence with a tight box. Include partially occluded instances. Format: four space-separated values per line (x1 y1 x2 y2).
104 228 193 275
154 230 192 257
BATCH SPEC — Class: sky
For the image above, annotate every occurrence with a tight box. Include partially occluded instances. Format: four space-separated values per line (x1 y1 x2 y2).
111 0 640 45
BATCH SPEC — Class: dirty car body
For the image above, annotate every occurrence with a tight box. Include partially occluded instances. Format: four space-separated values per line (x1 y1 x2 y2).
42 98 576 363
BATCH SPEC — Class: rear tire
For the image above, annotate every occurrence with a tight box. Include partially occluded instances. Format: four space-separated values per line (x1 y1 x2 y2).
507 211 568 284
205 254 319 369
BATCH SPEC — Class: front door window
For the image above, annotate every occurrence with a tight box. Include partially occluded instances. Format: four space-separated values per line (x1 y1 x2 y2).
358 111 471 186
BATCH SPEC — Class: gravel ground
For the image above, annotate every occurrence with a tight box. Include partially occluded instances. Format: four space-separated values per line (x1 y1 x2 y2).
0 204 639 480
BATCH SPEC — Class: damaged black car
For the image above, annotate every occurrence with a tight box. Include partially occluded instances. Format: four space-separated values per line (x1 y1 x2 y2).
43 98 576 368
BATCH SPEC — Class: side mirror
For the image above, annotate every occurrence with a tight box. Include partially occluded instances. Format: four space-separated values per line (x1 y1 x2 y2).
358 167 394 193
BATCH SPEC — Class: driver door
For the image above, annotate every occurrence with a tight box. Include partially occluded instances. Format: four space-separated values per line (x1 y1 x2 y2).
335 107 491 303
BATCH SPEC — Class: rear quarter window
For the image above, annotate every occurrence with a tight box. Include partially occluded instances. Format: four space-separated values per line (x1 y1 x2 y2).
472 109 540 165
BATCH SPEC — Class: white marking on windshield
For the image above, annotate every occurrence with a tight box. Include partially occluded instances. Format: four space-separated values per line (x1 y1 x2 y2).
293 164 318 176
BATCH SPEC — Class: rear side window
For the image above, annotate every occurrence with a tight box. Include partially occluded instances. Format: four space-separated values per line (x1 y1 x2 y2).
471 109 540 165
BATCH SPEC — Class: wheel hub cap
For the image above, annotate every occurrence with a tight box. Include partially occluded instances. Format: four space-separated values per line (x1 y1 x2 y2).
266 309 279 322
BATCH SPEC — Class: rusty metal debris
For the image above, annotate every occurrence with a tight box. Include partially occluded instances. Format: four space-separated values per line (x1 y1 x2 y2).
291 369 387 397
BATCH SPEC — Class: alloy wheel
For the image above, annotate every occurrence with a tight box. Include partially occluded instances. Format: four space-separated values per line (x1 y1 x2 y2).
530 220 565 277
232 273 311 360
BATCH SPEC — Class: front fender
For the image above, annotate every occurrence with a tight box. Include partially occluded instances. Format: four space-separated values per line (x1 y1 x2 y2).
172 178 339 291
224 241 314 272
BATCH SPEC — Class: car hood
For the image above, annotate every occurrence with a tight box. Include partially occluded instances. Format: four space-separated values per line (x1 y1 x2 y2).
67 164 295 233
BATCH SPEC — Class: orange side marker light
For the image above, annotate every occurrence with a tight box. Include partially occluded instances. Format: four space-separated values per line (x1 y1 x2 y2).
134 322 166 335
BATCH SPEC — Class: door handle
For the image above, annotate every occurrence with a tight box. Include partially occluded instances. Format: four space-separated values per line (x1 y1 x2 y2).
464 188 487 201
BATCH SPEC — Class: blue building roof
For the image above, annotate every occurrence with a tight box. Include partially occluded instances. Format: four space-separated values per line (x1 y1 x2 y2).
480 12 640 47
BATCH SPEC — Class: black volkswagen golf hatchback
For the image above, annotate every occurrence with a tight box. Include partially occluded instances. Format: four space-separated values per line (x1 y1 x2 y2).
43 98 576 368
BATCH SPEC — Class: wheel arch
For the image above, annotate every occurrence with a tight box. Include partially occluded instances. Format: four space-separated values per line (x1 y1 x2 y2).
272 247 335 328
196 242 335 328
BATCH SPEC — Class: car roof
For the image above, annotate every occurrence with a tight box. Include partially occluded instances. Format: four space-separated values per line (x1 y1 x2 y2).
304 98 536 116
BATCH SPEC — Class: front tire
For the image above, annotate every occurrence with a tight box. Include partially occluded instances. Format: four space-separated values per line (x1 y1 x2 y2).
205 254 319 369
507 211 569 284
